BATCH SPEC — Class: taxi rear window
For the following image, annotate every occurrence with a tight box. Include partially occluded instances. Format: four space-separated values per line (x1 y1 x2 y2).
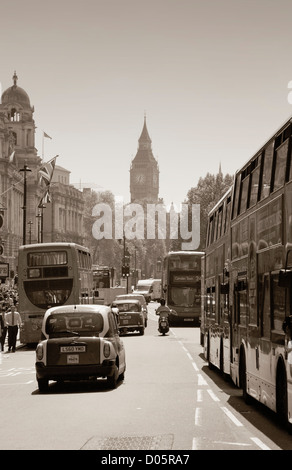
116 303 139 312
46 312 104 337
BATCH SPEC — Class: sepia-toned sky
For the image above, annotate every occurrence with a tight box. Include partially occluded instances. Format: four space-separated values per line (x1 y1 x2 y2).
1 0 292 207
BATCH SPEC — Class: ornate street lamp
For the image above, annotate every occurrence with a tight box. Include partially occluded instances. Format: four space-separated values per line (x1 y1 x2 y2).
19 163 31 245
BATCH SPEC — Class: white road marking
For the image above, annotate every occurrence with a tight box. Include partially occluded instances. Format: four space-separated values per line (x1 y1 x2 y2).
197 389 203 402
207 388 220 402
170 326 272 450
221 406 243 427
197 373 208 386
194 407 202 426
250 437 271 450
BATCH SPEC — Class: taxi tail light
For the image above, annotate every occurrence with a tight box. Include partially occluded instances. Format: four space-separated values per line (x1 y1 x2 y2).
36 343 44 361
103 342 111 358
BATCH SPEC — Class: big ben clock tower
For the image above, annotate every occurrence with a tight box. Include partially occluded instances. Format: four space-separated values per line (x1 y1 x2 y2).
130 116 159 203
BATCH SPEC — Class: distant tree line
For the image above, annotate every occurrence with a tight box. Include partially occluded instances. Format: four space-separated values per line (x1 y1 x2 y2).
83 169 234 279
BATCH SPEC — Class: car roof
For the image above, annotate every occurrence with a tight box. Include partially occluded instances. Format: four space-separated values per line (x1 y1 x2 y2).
44 304 111 318
113 299 140 304
116 294 145 301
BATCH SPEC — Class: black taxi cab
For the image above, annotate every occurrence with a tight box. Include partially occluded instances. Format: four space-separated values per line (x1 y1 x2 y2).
113 293 148 327
112 299 145 336
35 304 126 392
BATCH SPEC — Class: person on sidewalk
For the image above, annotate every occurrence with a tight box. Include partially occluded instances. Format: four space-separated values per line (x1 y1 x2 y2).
4 305 22 352
0 305 8 352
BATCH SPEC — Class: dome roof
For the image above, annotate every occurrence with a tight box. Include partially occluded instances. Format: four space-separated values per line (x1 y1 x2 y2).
1 72 31 108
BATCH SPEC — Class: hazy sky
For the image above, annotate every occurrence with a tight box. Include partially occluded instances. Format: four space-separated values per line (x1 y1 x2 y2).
1 0 292 207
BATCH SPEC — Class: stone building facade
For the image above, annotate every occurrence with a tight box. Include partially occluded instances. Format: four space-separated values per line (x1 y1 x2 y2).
0 73 85 280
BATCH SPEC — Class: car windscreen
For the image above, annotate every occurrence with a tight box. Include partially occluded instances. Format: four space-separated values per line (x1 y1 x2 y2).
45 311 104 337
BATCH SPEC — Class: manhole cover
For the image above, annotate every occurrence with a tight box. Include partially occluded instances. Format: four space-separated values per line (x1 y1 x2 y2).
82 434 174 450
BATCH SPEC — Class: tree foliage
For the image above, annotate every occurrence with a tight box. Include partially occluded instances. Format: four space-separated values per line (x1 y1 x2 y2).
186 171 234 250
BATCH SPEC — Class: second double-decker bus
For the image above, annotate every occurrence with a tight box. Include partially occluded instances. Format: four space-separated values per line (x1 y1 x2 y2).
92 265 116 290
201 114 292 429
18 242 93 344
162 251 204 326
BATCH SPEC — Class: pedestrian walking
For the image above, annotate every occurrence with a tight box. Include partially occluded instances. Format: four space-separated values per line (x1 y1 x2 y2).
0 312 2 352
4 305 22 352
0 308 7 352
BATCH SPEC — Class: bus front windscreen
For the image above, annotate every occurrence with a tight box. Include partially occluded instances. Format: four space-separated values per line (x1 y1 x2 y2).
169 286 199 307
23 278 73 308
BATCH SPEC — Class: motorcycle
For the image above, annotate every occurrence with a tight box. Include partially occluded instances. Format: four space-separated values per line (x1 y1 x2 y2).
158 312 169 335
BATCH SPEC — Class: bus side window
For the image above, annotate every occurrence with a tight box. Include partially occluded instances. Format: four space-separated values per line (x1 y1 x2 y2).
259 274 271 338
260 143 273 200
272 139 288 192
271 273 285 331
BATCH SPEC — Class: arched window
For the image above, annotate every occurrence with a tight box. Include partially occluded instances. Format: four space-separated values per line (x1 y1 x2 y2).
10 108 20 122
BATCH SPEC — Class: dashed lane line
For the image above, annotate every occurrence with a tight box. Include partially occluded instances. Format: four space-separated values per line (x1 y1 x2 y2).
175 334 272 450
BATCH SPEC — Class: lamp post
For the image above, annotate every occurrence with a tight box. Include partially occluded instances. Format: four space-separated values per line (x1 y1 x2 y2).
36 212 41 243
37 203 46 243
28 221 33 244
19 163 31 245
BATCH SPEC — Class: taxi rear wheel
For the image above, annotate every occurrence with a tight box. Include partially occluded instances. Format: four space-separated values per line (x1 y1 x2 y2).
107 363 119 389
38 378 49 393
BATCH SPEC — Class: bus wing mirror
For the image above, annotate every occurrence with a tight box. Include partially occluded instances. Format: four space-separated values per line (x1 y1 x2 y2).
279 269 292 288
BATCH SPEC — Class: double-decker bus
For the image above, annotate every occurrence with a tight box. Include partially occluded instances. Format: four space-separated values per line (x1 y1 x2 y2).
92 265 114 290
18 242 93 344
201 187 232 367
201 115 292 428
162 251 204 326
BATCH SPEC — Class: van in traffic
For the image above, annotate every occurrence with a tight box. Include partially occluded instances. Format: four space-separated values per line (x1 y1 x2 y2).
133 279 161 303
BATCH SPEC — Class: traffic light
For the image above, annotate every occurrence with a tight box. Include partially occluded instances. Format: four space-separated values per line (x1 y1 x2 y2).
122 265 130 277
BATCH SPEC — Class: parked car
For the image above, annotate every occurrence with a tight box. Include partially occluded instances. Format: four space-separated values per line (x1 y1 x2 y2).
112 299 145 336
113 293 148 327
35 304 126 392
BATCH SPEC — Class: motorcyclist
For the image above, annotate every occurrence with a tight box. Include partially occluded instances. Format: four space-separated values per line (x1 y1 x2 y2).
156 299 171 319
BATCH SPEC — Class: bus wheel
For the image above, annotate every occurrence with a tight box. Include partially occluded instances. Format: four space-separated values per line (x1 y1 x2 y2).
220 340 228 380
37 378 49 393
239 348 252 405
207 334 214 370
276 361 291 431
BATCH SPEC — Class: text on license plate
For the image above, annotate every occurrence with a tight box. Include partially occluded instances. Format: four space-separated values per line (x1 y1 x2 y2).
60 345 86 353
67 355 79 364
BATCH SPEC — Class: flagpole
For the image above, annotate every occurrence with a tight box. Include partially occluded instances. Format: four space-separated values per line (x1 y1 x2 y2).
42 132 44 162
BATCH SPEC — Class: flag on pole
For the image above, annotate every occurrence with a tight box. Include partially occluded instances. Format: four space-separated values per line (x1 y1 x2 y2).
39 155 58 186
38 188 51 207
44 131 52 139
9 151 15 163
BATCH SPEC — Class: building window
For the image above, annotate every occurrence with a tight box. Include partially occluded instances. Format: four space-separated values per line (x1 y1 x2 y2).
10 108 20 122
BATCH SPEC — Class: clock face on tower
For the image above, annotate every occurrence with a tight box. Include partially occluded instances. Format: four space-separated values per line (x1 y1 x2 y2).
135 173 145 184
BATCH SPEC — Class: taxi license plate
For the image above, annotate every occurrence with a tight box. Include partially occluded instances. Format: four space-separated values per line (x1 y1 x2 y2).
67 354 79 364
122 320 129 324
60 345 86 353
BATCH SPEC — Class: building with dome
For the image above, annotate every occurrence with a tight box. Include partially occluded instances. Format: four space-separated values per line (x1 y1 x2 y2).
0 73 86 280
